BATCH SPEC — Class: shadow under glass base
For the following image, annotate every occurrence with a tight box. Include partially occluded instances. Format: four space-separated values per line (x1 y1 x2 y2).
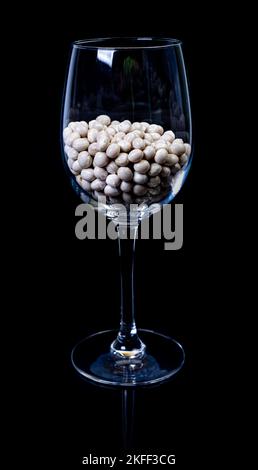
71 329 185 387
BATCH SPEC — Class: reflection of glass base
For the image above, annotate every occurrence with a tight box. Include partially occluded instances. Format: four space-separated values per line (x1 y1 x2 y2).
71 329 185 387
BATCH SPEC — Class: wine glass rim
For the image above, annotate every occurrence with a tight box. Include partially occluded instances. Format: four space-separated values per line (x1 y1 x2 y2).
73 37 182 50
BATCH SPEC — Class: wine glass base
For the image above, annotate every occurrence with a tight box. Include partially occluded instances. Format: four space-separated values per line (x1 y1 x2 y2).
71 329 185 387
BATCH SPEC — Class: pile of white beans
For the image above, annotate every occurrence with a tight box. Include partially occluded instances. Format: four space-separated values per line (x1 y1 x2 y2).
63 115 191 204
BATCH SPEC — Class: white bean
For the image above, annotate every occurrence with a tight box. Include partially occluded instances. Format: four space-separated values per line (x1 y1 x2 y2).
160 166 171 177
118 120 131 133
117 167 133 182
104 185 120 197
141 122 150 132
143 145 155 160
184 143 191 156
133 129 145 138
122 192 133 203
80 178 92 192
94 166 108 181
71 122 83 132
166 154 179 166
167 143 174 153
76 174 82 184
134 160 150 174
124 131 138 143
66 131 80 146
97 134 110 151
154 140 168 150
151 132 162 141
148 124 164 135
97 128 109 140
118 140 131 153
93 152 109 167
81 169 95 182
133 172 148 184
88 128 99 143
180 153 188 166
67 158 74 170
74 123 88 137
78 151 92 169
112 132 126 143
89 119 104 131
98 130 109 138
65 145 78 160
149 163 162 176
96 114 111 126
148 176 161 188
120 181 133 193
133 184 148 196
132 137 145 150
115 153 129 166
148 186 161 196
72 161 81 173
91 179 106 191
106 174 121 188
111 124 120 133
106 161 118 174
170 140 185 155
131 122 142 131
106 143 120 159
63 127 72 141
106 126 116 137
144 133 154 142
154 148 168 164
88 143 99 156
128 149 143 163
72 138 89 152
68 121 77 130
162 130 175 142
171 163 181 174
111 120 120 126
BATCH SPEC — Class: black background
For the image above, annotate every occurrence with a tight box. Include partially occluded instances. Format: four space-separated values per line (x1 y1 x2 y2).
12 3 241 468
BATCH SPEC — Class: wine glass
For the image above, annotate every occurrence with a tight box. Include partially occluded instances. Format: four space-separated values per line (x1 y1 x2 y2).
61 37 192 386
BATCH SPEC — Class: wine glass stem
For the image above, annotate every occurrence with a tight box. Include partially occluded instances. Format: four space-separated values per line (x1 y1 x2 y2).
119 226 137 337
111 225 146 359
